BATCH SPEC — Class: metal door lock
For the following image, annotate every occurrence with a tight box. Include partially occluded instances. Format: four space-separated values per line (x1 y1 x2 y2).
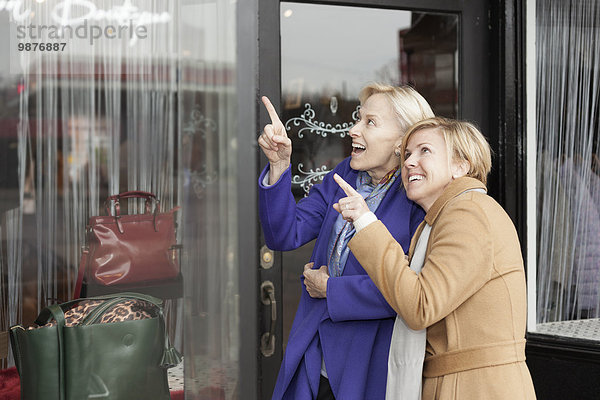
260 245 274 269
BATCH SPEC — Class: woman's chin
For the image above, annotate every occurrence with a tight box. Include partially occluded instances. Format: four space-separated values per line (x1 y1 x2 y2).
405 186 421 202
349 157 362 170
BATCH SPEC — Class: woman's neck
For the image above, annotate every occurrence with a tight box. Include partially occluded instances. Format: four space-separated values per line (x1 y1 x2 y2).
367 165 400 186
370 175 382 185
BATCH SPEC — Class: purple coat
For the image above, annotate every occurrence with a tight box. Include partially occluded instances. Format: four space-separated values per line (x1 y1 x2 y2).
259 158 424 399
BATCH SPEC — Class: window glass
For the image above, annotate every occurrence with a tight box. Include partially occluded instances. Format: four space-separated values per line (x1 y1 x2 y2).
0 1 240 396
535 0 600 340
179 1 240 397
1 0 183 372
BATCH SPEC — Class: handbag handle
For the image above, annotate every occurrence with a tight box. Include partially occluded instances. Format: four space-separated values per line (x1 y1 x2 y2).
104 191 162 233
105 191 161 217
108 191 156 201
35 292 165 326
80 293 165 325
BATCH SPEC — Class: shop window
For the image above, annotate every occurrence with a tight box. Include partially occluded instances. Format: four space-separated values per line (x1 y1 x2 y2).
0 1 240 396
534 0 600 340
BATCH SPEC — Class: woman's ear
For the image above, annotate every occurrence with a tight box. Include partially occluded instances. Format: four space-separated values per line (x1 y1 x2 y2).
451 159 470 179
393 140 403 157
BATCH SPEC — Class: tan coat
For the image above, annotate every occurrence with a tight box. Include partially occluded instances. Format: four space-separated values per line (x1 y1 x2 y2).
349 177 536 400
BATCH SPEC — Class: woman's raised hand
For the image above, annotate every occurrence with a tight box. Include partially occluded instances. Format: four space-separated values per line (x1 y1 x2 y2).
333 174 370 223
259 96 292 184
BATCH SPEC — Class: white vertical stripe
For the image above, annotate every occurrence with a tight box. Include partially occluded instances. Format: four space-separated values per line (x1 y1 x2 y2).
526 0 537 331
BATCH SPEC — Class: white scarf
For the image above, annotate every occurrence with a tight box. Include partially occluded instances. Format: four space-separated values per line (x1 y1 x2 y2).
385 224 431 400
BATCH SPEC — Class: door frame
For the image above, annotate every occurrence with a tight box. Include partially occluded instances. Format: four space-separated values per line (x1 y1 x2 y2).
248 0 525 398
237 0 260 399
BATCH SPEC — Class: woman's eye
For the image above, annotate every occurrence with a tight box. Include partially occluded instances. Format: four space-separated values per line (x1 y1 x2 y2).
421 147 431 154
404 152 411 160
367 119 375 126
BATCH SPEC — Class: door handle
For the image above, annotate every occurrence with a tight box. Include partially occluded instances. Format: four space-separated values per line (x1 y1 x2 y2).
260 280 276 357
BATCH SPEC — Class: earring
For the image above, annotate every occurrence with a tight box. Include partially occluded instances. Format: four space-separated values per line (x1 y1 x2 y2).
394 147 401 157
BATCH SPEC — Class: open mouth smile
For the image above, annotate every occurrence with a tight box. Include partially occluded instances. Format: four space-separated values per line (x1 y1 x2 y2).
351 143 366 155
408 174 424 182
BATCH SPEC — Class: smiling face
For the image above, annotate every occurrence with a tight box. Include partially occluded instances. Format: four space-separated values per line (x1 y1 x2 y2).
348 93 404 184
402 127 466 212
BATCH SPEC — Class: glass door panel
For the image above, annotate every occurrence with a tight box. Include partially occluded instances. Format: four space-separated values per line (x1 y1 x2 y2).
280 2 458 350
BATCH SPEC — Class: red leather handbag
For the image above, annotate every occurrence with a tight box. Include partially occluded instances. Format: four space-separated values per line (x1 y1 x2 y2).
74 191 182 299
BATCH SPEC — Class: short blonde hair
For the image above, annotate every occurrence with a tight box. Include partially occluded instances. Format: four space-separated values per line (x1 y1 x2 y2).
401 117 492 185
359 83 434 134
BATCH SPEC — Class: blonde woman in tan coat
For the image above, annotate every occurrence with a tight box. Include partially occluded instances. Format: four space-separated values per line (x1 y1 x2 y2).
331 117 536 399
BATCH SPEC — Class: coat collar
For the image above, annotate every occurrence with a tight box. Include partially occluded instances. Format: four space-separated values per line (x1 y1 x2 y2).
424 177 487 226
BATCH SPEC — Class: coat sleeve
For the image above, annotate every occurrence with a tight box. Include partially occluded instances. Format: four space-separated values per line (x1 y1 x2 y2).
348 199 494 330
326 274 396 321
259 164 336 251
326 186 421 322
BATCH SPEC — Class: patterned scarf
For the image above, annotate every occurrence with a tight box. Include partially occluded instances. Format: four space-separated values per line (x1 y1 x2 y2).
327 167 401 277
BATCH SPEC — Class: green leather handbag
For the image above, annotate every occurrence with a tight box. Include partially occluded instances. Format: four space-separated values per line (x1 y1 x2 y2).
9 292 181 400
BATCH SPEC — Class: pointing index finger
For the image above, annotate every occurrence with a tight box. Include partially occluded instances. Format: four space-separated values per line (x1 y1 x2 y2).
333 173 359 196
261 96 282 126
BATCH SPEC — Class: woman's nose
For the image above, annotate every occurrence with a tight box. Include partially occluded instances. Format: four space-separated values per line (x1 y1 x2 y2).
404 154 417 167
349 123 360 137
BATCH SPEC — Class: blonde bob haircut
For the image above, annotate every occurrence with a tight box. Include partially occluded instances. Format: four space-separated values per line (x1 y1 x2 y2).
359 83 434 134
400 117 492 185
